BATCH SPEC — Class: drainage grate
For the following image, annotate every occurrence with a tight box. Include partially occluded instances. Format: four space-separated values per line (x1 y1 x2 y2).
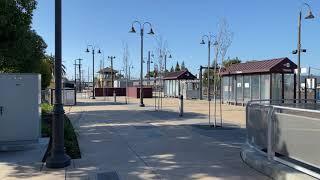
97 171 119 180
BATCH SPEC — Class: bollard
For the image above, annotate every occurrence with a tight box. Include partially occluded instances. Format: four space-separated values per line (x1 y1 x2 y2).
113 91 117 102
179 94 184 117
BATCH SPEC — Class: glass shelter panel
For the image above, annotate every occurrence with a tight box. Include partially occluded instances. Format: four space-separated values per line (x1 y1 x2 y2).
243 75 251 102
236 75 243 102
272 73 282 101
260 75 270 100
222 77 229 102
284 74 294 101
251 75 260 100
230 76 236 102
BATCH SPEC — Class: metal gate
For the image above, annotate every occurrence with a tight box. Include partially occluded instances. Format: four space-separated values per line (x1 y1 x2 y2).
47 88 76 106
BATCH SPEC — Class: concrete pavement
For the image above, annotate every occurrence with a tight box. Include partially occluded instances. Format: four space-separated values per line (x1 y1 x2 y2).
66 97 269 179
0 97 268 179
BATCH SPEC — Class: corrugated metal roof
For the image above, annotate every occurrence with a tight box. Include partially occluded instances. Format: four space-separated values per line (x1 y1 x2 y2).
163 70 197 80
221 57 297 75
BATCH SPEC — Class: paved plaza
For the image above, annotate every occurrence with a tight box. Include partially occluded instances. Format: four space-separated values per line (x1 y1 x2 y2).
0 96 269 179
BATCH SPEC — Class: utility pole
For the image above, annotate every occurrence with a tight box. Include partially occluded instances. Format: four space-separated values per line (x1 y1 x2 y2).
129 65 133 80
108 56 116 87
108 56 116 97
74 60 77 92
199 66 203 100
73 58 82 92
77 58 83 92
81 69 84 91
88 66 90 91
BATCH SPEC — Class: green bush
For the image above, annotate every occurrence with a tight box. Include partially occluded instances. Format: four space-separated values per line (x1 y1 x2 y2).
40 103 81 159
41 103 53 114
64 115 81 159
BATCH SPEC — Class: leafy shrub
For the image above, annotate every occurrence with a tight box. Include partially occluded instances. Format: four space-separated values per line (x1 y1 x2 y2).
40 103 81 159
41 103 53 114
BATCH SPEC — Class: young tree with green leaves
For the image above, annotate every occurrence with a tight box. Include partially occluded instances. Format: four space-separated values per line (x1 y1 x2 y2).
222 57 241 68
181 61 187 71
39 58 53 89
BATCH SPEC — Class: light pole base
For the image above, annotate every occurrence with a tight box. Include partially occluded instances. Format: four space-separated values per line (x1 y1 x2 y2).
92 97 96 99
46 153 71 169
139 104 145 107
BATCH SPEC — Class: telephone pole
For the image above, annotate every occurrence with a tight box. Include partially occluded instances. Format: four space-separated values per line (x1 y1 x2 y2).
73 58 82 92
74 60 77 91
108 56 116 96
88 66 90 90
108 56 116 87
77 58 83 92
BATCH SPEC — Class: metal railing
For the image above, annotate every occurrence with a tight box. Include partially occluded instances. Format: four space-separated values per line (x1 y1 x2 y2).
246 99 320 179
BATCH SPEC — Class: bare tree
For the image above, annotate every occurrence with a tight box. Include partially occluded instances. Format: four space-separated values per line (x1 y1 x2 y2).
153 35 168 73
216 18 234 65
213 18 234 127
153 35 170 110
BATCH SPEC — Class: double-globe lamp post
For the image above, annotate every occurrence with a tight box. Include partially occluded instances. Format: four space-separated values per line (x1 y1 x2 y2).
86 45 101 99
129 21 155 107
46 0 71 168
200 34 218 127
292 3 315 102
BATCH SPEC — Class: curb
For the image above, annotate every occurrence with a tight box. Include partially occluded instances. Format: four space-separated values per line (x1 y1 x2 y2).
240 144 317 180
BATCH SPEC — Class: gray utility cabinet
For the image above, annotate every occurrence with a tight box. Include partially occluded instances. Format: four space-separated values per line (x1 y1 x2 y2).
0 74 41 150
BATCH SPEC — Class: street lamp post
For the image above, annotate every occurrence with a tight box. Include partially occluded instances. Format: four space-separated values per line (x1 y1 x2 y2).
129 21 155 107
292 3 315 102
46 0 71 168
86 45 101 99
200 34 218 127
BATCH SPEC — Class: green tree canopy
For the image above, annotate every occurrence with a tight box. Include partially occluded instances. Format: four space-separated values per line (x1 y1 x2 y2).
175 61 180 72
39 57 53 89
0 0 47 73
145 70 155 78
181 61 187 71
222 57 241 68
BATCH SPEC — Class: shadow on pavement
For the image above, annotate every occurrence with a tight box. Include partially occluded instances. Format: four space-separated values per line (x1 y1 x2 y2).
64 106 268 180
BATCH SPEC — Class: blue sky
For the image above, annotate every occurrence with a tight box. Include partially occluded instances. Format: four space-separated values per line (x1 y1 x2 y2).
32 0 320 80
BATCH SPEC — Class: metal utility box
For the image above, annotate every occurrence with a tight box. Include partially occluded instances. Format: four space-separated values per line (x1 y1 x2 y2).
0 74 41 150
